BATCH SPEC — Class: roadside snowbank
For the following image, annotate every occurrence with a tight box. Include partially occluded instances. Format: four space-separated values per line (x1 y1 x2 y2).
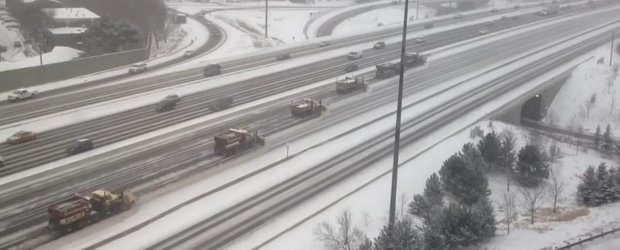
332 4 436 36
0 46 82 72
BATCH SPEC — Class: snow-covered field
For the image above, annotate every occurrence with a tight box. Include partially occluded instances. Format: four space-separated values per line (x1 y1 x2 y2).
544 40 620 136
0 46 83 72
0 2 30 64
332 4 437 36
213 9 315 46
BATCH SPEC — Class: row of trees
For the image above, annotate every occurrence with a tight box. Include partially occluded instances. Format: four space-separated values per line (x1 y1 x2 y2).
593 125 614 152
577 163 620 206
315 126 569 250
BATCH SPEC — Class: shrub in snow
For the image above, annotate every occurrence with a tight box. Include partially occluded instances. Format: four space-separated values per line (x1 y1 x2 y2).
514 145 549 187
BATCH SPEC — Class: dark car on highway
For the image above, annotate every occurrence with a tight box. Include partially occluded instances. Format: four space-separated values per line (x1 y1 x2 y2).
344 63 359 72
66 139 94 155
276 54 291 61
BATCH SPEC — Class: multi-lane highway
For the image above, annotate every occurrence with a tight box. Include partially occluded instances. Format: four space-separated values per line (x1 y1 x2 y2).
1 3 618 248
0 8 581 176
0 6 528 125
76 8 620 249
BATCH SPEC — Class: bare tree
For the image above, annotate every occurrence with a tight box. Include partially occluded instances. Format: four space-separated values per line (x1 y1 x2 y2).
502 190 518 235
576 125 584 154
548 164 566 214
501 129 517 191
399 192 409 220
585 94 596 119
315 209 364 250
519 184 547 224
546 111 558 127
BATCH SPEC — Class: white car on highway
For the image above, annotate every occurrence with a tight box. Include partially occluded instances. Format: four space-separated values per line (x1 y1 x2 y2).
128 63 147 74
7 88 38 102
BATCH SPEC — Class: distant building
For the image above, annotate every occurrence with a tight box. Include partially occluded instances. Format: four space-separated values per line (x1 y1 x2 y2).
47 27 87 47
41 8 100 28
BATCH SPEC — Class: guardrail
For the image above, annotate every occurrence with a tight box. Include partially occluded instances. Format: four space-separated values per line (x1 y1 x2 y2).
552 227 620 249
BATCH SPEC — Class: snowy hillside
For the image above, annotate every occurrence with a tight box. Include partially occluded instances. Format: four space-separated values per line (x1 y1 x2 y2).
332 5 437 36
545 41 620 135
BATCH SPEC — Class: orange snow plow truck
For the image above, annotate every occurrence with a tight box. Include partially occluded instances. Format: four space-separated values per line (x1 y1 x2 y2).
48 189 137 232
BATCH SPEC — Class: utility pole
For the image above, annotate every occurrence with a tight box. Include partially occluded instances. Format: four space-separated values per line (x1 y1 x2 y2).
265 0 268 38
389 0 410 227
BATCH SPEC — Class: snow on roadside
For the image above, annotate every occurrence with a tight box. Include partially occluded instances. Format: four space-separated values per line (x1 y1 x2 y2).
224 28 620 249
0 46 83 72
168 0 353 14
544 40 620 135
332 4 436 36
2 2 613 187
0 17 208 97
37 15 620 249
213 9 316 45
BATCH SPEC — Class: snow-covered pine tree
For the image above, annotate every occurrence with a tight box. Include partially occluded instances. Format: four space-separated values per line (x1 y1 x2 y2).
602 125 613 151
473 197 496 239
596 163 609 205
424 173 444 208
439 152 490 205
614 167 620 201
410 173 444 222
594 125 601 148
515 145 550 187
373 220 422 250
577 166 599 206
477 131 502 170
604 167 617 203
460 143 488 171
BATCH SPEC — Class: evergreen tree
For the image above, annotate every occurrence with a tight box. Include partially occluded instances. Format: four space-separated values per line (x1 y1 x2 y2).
602 125 613 151
422 222 446 250
438 204 482 248
614 167 620 201
604 167 617 203
577 166 599 206
473 197 497 239
477 131 502 170
359 237 372 250
597 163 610 204
498 133 516 174
594 125 601 148
460 143 488 171
424 173 443 207
373 220 422 250
410 173 443 222
439 154 490 205
514 145 549 187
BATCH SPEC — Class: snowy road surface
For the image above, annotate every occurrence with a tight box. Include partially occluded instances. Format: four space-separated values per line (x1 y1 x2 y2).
29 5 620 249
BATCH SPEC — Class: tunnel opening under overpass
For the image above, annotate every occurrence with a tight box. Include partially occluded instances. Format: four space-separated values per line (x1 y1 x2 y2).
521 94 543 121
495 72 569 126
